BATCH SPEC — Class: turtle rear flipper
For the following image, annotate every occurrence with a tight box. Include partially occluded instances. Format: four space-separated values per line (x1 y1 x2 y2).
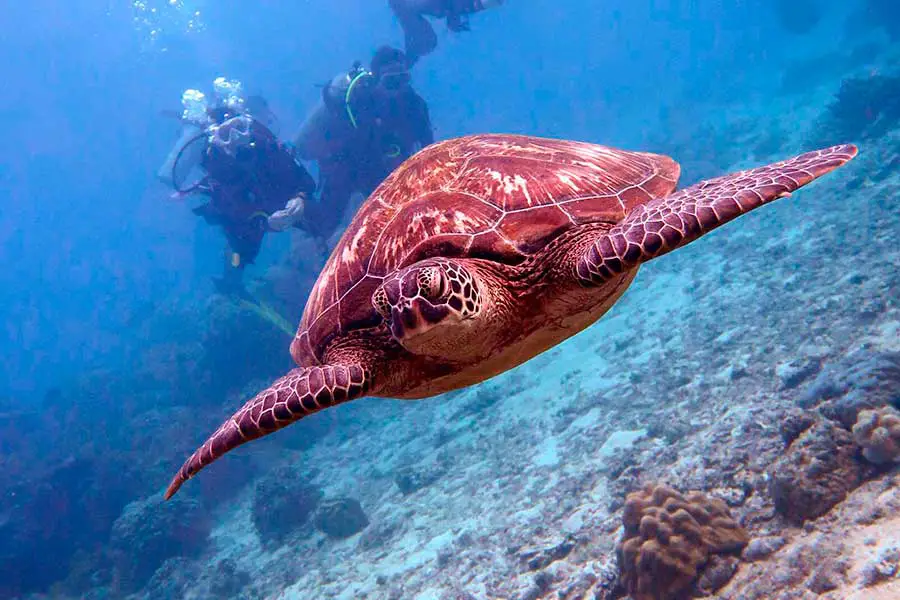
165 363 373 499
574 144 858 285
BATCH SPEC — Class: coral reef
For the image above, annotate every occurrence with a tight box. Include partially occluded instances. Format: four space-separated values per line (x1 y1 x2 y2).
768 420 872 524
142 556 200 599
198 295 294 395
7 16 900 600
252 466 323 546
109 494 211 592
313 497 370 539
811 70 900 147
615 484 748 600
853 406 900 464
0 455 135 598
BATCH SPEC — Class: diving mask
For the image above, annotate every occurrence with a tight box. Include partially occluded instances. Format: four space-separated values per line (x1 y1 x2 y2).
379 67 411 91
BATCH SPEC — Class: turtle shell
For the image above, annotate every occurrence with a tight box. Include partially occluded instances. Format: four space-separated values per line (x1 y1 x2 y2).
293 133 679 364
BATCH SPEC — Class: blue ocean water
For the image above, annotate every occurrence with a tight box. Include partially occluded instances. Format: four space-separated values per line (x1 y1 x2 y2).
1 1 898 598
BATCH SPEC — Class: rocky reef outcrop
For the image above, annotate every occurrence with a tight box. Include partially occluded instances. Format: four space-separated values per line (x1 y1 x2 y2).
252 465 323 547
313 497 370 539
109 494 211 593
768 419 872 524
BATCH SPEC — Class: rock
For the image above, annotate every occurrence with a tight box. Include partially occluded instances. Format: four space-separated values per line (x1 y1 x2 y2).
767 420 871 524
314 497 369 539
359 520 402 550
209 558 251 597
776 358 822 390
742 536 787 561
806 560 842 594
518 535 577 571
109 494 211 592
251 466 323 546
359 519 402 550
779 409 817 447
394 464 444 496
797 350 900 427
518 571 554 600
143 557 199 599
710 486 748 508
860 546 900 587
696 555 740 595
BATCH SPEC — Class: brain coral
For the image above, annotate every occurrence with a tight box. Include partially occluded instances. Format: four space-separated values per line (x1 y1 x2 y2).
616 484 749 600
852 406 900 464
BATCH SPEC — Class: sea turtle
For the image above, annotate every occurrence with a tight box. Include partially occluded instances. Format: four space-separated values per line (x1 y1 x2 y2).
165 134 856 499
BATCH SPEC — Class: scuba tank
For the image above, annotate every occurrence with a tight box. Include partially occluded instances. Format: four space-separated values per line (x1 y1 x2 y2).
159 89 212 189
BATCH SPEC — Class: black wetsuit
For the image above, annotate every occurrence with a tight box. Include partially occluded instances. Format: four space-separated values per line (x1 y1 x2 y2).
194 117 316 267
389 0 491 64
297 71 434 241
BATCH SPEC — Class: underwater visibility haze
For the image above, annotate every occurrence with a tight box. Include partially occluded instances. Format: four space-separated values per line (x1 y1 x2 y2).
2 1 900 599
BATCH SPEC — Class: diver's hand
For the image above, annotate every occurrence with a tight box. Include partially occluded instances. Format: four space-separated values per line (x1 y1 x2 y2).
268 195 305 232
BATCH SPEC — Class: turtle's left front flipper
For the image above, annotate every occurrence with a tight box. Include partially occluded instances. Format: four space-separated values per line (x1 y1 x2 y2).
164 364 372 499
575 144 857 286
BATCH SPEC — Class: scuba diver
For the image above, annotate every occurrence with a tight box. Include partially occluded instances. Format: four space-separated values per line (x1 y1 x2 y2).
158 78 316 295
388 0 504 64
293 46 434 244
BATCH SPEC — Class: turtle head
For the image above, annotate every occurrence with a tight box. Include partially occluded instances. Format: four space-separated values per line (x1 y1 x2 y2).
373 259 483 357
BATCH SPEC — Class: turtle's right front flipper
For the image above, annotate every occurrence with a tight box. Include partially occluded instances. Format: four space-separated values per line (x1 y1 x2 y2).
574 144 857 286
165 364 372 499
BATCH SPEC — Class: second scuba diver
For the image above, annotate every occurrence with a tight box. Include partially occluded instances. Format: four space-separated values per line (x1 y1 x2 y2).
292 46 435 246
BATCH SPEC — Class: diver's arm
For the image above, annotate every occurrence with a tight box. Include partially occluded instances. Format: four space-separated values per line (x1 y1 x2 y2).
267 194 306 232
391 0 439 63
445 0 502 30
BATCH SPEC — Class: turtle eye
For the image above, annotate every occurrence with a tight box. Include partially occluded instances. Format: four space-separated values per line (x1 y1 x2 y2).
418 266 447 301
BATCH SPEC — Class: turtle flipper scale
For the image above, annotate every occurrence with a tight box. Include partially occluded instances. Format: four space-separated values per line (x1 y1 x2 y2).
575 144 858 285
164 364 372 499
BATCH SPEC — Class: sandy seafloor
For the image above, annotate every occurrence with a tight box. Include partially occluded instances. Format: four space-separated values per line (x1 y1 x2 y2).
118 42 900 600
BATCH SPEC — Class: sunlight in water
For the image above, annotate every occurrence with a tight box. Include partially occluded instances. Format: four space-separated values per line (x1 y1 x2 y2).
131 0 205 51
